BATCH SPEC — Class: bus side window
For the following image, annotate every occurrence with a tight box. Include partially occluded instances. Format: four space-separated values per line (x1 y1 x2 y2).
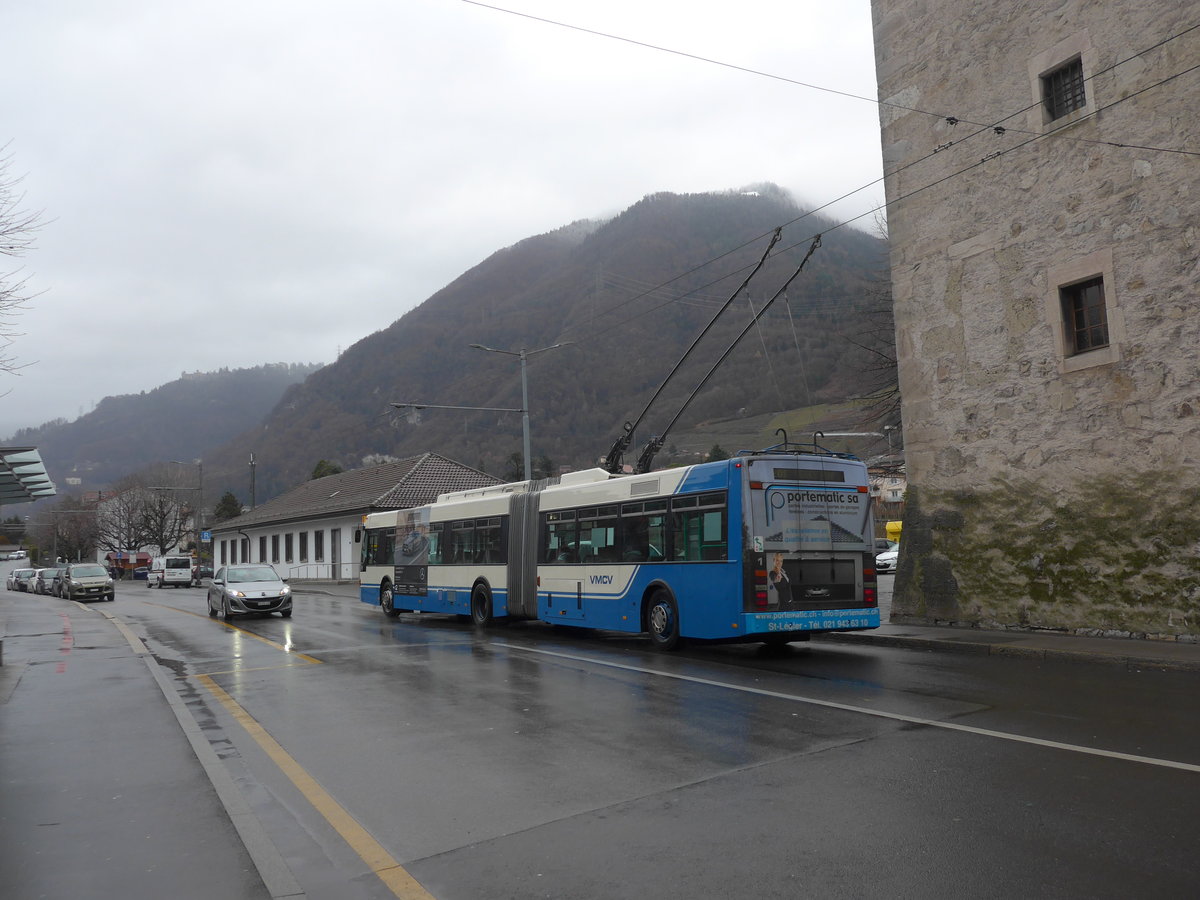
448 521 474 565
543 511 576 564
427 525 444 565
579 505 618 564
670 494 727 561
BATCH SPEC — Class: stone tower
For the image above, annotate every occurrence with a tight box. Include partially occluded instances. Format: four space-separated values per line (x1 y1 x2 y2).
871 1 1199 636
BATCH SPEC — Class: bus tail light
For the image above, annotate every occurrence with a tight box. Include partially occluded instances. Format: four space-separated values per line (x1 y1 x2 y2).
754 567 769 608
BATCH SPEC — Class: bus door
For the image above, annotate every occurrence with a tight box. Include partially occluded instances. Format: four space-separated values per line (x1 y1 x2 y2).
506 491 541 618
744 457 873 611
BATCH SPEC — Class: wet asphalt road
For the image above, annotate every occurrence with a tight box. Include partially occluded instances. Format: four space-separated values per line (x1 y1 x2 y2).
4 573 1200 899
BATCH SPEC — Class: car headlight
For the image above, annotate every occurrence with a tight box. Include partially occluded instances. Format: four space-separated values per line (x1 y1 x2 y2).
280 585 291 597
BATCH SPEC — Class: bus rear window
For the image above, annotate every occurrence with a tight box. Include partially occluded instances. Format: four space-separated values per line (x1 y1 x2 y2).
772 468 845 482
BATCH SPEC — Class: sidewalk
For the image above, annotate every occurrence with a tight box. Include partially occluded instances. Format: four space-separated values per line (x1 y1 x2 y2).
290 580 1200 672
0 590 280 900
815 622 1200 672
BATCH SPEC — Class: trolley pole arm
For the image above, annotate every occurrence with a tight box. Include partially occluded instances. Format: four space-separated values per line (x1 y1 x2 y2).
602 227 782 474
634 235 822 474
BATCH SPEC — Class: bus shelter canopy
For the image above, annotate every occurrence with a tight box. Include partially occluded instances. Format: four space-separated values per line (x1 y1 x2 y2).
0 447 56 503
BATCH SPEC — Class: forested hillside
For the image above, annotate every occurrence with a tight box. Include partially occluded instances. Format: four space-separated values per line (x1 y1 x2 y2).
5 363 321 491
200 186 892 504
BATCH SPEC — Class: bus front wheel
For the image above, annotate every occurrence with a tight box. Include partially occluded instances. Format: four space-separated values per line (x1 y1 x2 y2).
646 591 682 651
471 586 493 627
380 582 400 618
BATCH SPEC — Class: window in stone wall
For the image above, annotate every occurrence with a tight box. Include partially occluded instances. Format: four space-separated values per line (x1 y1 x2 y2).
1043 57 1086 121
1060 277 1108 355
1046 248 1121 374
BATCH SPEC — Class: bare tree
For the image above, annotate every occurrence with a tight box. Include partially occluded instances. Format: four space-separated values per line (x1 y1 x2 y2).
24 495 101 563
56 499 101 562
1 147 43 376
94 480 153 569
143 488 190 555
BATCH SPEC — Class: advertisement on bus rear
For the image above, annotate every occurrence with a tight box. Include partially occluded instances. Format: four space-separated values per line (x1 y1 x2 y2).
393 507 429 596
749 466 872 553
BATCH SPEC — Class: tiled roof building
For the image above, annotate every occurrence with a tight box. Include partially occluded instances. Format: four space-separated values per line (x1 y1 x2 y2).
210 453 500 581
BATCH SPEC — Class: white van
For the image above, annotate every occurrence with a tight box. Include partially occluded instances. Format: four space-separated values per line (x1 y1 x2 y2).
148 555 194 588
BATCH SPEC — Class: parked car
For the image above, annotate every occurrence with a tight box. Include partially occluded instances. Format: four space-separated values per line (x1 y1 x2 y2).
208 564 292 619
874 538 898 553
7 567 36 591
875 546 899 574
133 567 149 580
192 565 214 584
60 562 116 602
34 567 66 596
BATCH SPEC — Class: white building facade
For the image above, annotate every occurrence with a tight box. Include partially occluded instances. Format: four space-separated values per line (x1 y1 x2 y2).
210 454 500 583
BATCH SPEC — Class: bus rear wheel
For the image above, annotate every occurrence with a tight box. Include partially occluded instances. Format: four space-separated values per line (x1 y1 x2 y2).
646 590 682 651
471 586 493 627
380 582 400 618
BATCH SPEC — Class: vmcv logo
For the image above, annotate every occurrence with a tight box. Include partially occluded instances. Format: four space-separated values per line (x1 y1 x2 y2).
589 574 614 585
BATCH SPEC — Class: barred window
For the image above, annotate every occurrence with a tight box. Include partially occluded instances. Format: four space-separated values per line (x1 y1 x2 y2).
1043 58 1085 120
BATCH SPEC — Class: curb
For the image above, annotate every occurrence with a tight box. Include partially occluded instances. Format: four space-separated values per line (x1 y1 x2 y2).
813 631 1200 672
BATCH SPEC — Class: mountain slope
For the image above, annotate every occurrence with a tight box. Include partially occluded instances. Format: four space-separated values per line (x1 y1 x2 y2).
5 363 321 492
201 186 889 503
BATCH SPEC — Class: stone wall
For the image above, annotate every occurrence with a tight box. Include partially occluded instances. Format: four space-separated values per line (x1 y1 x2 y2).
872 0 1200 635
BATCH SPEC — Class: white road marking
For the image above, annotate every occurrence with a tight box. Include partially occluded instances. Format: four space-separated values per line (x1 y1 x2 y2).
496 643 1200 774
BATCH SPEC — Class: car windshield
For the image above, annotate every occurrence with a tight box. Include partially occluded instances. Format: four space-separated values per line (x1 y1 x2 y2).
71 564 108 577
227 567 282 584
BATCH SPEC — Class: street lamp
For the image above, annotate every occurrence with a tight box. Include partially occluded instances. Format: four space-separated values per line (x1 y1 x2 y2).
170 459 204 548
468 342 572 482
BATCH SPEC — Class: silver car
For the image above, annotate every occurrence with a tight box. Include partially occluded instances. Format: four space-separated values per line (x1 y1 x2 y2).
7 571 35 592
207 565 293 619
61 563 116 601
8 567 37 591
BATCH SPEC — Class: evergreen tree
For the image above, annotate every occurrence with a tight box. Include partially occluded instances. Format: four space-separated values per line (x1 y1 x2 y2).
213 491 243 522
705 444 728 463
311 459 344 479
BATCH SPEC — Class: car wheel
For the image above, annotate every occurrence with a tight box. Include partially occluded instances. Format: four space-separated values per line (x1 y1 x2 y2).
380 582 399 619
470 585 493 627
646 590 682 651
222 598 234 620
280 609 292 618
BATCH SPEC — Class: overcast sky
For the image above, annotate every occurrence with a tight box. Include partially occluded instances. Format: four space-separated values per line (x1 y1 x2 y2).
1 0 883 435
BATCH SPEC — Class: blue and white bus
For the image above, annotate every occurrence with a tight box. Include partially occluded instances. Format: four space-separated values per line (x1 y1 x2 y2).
359 450 880 649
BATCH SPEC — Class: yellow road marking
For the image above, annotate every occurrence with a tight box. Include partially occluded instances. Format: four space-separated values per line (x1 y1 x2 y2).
199 663 315 677
195 674 435 899
145 601 323 664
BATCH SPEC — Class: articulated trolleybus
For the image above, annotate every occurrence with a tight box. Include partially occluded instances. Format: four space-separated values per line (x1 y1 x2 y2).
359 448 880 649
